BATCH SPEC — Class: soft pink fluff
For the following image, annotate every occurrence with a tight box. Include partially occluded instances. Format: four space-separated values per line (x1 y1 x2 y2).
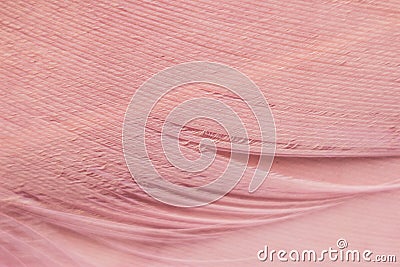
1 0 399 266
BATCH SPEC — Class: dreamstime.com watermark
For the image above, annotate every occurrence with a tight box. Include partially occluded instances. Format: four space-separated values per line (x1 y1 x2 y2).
122 62 276 207
257 238 397 263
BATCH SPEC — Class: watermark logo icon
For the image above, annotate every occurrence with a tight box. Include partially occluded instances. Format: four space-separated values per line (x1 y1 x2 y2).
336 238 348 250
122 62 276 207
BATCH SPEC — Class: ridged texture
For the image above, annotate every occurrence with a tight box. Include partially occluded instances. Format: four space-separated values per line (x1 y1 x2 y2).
1 0 399 266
